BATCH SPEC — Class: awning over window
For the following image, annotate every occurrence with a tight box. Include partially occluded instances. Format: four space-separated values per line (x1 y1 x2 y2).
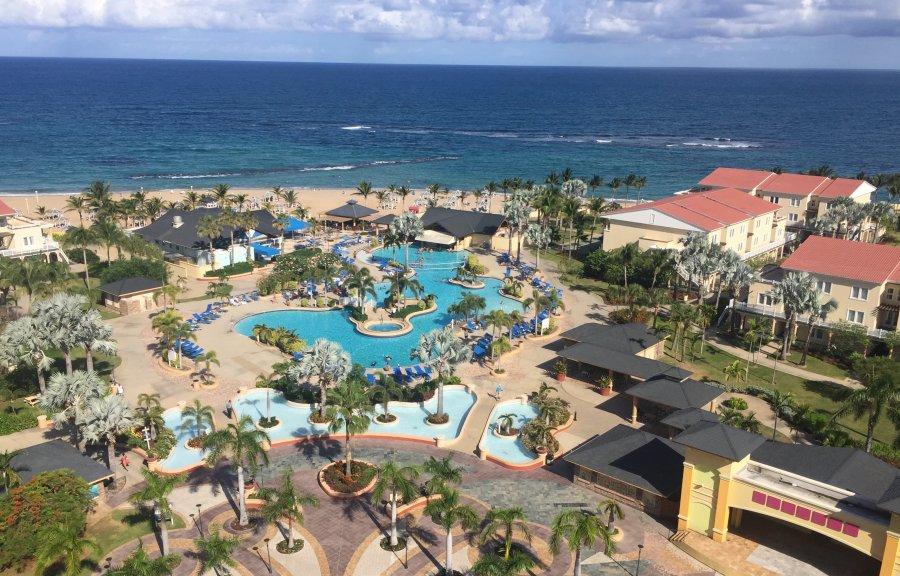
415 229 457 245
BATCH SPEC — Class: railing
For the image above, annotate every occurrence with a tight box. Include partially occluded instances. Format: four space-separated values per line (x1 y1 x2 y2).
732 301 895 339
741 232 796 261
0 240 62 258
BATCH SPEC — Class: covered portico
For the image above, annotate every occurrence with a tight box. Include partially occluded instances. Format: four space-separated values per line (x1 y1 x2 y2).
322 200 378 230
624 376 724 426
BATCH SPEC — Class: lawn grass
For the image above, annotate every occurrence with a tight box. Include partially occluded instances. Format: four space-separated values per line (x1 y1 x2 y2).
772 350 850 380
660 341 894 445
540 249 609 297
90 507 186 556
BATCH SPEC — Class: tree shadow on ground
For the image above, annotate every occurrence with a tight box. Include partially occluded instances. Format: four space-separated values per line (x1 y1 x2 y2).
802 379 851 403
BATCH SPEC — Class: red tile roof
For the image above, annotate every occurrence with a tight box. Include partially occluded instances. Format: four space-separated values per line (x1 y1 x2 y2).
699 167 776 191
607 188 779 232
781 236 900 284
817 178 869 199
758 173 831 197
0 199 15 217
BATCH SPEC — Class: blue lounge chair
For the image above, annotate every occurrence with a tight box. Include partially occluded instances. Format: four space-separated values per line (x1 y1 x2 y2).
366 373 377 385
292 352 303 362
473 345 485 358
393 366 404 380
405 367 416 379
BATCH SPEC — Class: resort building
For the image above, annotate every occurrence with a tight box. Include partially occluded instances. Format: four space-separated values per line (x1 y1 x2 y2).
565 421 900 575
98 276 164 315
699 167 877 239
0 199 68 262
738 235 900 342
601 187 789 261
418 207 514 251
9 440 114 498
134 207 285 277
321 200 378 229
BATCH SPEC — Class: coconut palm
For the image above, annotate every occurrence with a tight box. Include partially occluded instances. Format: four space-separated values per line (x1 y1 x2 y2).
771 271 818 359
107 545 179 576
33 292 87 375
422 455 463 494
490 337 513 371
424 488 479 575
448 292 486 323
412 326 471 420
295 339 352 417
388 274 423 306
195 350 220 384
549 509 615 576
369 378 402 422
325 379 373 477
182 399 214 440
723 360 746 385
372 460 420 548
396 185 412 208
34 521 101 576
485 309 510 339
259 467 318 551
130 469 185 556
479 507 532 560
197 214 223 270
90 218 124 262
136 392 164 440
497 413 517 435
76 309 116 373
42 370 105 448
835 367 899 453
0 316 53 393
81 395 134 473
211 183 231 207
800 297 838 366
195 527 240 576
347 267 376 311
388 212 424 268
598 499 623 534
469 550 535 576
203 415 271 526
355 180 374 204
60 225 96 289
153 284 181 308
83 180 114 215
0 449 21 491
768 390 795 439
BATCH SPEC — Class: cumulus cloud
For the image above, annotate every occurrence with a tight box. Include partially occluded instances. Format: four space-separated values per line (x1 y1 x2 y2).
2 0 897 42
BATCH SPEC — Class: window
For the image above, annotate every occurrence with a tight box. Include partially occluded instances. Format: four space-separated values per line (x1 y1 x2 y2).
817 281 832 294
768 196 779 204
887 287 895 300
23 236 34 246
847 310 865 323
729 228 735 238
788 213 799 222
737 242 744 252
790 198 801 207
740 225 746 233
758 293 774 306
850 286 869 300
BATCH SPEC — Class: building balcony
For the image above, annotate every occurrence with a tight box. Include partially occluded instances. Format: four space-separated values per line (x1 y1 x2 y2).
0 240 63 259
733 301 894 339
741 232 796 261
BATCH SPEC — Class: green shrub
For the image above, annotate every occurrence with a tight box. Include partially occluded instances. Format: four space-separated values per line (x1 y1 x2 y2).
67 248 100 265
723 397 748 411
300 298 309 307
100 257 167 283
349 309 368 322
0 407 38 436
204 261 253 277
608 307 652 325
256 274 278 296
315 296 325 307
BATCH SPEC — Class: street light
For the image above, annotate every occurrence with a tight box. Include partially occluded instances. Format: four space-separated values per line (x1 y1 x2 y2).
265 538 273 574
195 503 203 535
635 544 644 576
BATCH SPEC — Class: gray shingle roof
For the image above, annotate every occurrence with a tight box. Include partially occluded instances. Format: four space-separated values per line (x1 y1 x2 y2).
660 408 720 431
751 442 900 511
420 207 506 239
324 200 378 220
563 425 686 498
10 440 113 485
674 421 766 461
134 208 280 251
558 323 661 355
625 376 724 410
98 277 164 297
557 343 691 381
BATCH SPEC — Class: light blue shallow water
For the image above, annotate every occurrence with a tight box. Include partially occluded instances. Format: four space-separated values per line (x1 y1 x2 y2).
233 386 477 442
481 402 540 464
235 246 520 367
158 407 210 472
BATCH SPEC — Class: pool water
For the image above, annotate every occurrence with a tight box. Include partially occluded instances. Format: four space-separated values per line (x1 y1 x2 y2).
368 322 403 332
235 246 519 367
233 386 477 443
480 402 540 464
158 407 211 473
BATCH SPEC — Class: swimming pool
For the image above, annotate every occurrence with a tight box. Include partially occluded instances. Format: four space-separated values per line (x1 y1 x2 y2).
479 400 541 466
232 385 477 444
157 406 211 474
235 246 519 367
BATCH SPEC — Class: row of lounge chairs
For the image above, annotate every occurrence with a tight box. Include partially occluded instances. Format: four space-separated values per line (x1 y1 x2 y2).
187 303 224 329
472 333 494 360
365 364 434 385
173 338 205 360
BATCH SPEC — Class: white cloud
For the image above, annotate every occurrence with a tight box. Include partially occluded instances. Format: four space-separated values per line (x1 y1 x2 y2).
1 0 897 42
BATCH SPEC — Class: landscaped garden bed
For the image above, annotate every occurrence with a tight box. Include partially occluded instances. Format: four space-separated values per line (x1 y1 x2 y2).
318 460 377 497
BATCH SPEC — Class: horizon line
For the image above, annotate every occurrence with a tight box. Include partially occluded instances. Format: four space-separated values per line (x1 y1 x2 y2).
1 54 898 73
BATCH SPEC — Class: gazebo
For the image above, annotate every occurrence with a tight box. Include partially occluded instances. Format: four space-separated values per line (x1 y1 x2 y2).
624 375 724 426
322 200 378 229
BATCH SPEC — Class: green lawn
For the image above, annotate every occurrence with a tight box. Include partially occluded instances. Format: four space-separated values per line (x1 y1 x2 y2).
771 350 851 380
539 249 609 297
90 507 186 556
661 341 895 445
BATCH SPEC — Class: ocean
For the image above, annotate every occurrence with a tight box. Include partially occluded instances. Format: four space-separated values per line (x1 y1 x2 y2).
0 57 898 198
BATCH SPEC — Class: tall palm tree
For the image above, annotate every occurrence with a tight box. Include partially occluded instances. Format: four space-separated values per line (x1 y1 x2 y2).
34 521 101 576
606 177 622 203
90 218 123 262
83 180 113 216
525 224 551 270
355 181 373 205
369 378 402 422
396 185 412 208
197 214 223 270
195 527 240 576
211 184 231 208
388 274 423 306
598 499 623 534
800 297 838 366
182 399 214 440
0 449 21 491
424 488 479 576
76 309 116 373
422 455 463 494
447 292 486 322
136 393 163 441
130 469 184 556
771 271 818 359
203 415 271 526
372 460 420 548
388 212 423 268
768 390 794 440
835 370 899 452
412 327 471 420
549 509 615 576
479 507 531 560
295 339 352 417
107 545 179 576
0 316 53 393
60 225 96 289
347 268 376 311
33 292 87 375
259 467 318 551
42 370 105 448
82 395 134 473
326 378 373 477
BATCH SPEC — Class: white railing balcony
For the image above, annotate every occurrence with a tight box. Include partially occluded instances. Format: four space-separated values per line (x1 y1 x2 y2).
741 232 796 261
733 301 895 340
0 240 62 258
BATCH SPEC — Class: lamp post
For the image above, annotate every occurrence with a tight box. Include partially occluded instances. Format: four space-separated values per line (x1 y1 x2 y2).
265 538 273 574
635 544 644 576
196 503 203 535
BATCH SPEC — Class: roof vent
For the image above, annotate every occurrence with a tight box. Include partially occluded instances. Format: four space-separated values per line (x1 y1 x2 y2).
172 215 183 228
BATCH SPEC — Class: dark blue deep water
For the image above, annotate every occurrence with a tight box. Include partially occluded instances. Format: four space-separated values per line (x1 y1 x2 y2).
0 58 897 197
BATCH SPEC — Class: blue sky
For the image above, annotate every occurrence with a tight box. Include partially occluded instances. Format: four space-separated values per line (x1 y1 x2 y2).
1 1 898 69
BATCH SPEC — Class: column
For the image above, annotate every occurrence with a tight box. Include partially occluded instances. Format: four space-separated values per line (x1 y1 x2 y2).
711 474 732 543
631 397 639 425
676 463 694 532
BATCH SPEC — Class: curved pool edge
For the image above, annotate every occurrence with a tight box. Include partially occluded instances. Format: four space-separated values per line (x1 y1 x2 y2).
154 405 217 476
477 396 576 471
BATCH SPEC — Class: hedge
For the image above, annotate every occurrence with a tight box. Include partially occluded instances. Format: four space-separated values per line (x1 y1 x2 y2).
204 261 253 277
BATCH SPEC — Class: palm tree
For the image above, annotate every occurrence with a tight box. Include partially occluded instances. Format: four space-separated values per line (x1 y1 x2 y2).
525 224 551 270
108 545 179 576
412 327 471 421
723 360 746 386
195 527 240 576
259 467 318 551
296 339 352 417
196 350 220 384
90 218 123 262
549 509 615 576
422 455 463 494
372 460 420 548
153 284 181 308
0 449 21 491
346 268 376 311
34 521 101 576
83 180 113 215
182 399 214 440
800 297 838 366
388 274 423 306
470 550 535 576
203 415 271 526
76 309 116 373
82 395 135 473
424 488 479 575
388 212 424 268
768 390 794 440
396 185 412 208
326 379 373 477
211 184 231 207
197 214 223 270
771 272 818 359
485 309 510 339
490 337 513 371
33 292 87 375
369 378 402 422
130 469 184 556
42 370 105 448
598 499 623 534
60 225 96 289
355 181 374 204
497 413 516 435
479 507 531 560
447 292 486 323
834 369 899 453
0 316 53 393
